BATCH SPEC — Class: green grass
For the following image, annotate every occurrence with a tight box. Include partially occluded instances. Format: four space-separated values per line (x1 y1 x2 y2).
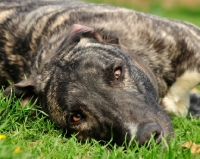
85 0 200 26
1 90 200 158
147 7 200 26
1 1 200 158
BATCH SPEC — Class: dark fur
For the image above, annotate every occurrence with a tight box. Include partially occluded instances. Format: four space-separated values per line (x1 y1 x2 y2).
1 0 200 145
189 93 200 117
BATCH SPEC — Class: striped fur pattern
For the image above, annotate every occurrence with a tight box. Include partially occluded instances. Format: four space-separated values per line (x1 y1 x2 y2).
0 0 200 145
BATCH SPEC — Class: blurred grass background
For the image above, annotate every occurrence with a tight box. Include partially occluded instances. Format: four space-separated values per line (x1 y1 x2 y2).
85 0 200 26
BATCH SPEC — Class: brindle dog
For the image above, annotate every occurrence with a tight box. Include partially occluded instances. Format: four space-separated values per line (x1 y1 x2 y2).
0 0 200 145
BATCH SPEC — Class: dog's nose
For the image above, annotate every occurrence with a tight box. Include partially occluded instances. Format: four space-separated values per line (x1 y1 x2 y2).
135 122 163 145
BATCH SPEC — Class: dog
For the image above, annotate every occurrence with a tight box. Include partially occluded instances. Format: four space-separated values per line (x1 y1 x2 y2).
1 0 200 145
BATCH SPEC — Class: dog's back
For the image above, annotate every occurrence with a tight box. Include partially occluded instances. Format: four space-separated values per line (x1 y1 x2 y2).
1 0 200 96
0 0 85 86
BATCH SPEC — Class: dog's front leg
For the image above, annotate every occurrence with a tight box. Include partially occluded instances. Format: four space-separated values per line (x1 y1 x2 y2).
161 70 200 116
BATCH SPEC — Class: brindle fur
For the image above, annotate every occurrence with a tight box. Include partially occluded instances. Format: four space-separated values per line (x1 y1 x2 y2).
0 0 200 145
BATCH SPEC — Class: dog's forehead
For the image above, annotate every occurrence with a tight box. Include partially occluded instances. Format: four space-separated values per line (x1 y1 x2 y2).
56 38 127 67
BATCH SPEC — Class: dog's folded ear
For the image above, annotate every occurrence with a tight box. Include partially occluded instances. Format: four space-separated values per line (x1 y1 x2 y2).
65 24 119 46
4 75 41 106
66 24 95 42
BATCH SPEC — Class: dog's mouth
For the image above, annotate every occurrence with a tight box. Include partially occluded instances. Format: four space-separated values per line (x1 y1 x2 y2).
110 120 173 146
64 107 174 146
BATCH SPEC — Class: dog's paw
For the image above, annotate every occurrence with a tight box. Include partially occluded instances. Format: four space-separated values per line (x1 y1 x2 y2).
188 93 200 117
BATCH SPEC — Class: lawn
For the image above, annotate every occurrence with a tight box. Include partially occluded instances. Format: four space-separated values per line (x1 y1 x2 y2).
1 92 200 158
1 0 200 158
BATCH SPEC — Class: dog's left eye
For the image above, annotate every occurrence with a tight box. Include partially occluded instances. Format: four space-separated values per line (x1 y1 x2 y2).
114 67 122 79
70 113 83 122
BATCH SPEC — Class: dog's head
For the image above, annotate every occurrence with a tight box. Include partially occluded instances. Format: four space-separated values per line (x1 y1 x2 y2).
5 24 173 145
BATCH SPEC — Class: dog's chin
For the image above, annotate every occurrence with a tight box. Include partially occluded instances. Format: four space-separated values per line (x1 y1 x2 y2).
63 123 173 147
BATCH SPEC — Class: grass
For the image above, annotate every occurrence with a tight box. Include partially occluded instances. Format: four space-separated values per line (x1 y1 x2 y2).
1 90 200 158
85 0 200 26
1 0 200 158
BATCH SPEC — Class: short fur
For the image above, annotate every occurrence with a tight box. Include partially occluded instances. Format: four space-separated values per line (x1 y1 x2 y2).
1 0 200 145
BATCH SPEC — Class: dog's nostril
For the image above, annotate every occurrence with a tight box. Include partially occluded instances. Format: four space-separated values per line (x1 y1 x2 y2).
135 122 163 145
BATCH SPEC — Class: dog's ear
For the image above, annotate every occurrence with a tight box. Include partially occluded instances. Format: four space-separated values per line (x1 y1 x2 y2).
66 24 95 44
66 24 119 45
4 75 41 106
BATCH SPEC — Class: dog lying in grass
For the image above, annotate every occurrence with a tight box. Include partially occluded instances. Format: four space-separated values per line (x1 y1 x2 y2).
0 0 200 145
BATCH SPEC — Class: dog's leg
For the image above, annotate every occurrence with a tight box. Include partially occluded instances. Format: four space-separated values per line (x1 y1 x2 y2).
161 70 200 117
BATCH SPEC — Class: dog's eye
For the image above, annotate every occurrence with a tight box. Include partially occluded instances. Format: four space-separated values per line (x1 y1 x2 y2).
71 113 83 122
114 67 122 79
